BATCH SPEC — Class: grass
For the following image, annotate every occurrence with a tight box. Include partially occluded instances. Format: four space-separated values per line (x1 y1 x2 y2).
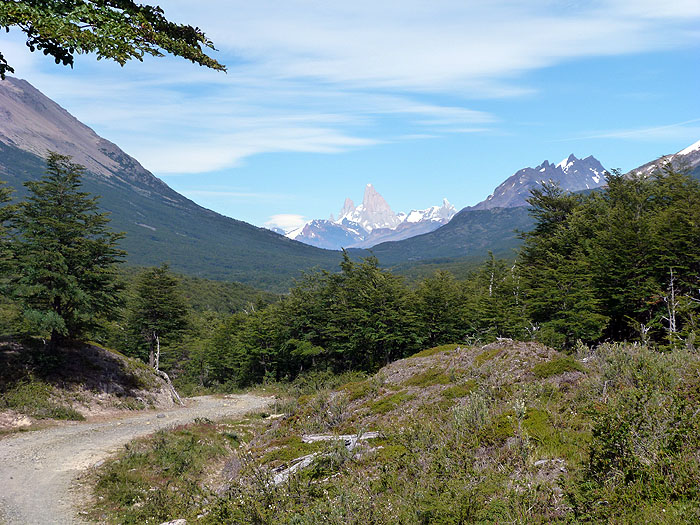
368 391 416 415
410 343 460 359
341 379 372 401
259 435 323 465
402 367 451 387
474 347 502 366
0 339 171 431
441 379 477 399
532 356 586 378
1 379 84 421
88 341 700 525
89 419 262 524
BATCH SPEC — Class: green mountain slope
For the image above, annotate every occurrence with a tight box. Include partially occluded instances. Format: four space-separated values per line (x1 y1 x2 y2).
0 142 340 291
0 77 342 292
364 205 533 267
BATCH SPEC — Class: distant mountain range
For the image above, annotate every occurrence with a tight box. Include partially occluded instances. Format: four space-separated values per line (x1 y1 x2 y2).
283 155 607 251
359 141 700 267
1 75 697 290
278 184 457 250
471 154 607 210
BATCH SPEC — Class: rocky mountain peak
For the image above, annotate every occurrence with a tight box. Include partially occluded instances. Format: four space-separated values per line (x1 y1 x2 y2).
628 139 700 179
0 75 170 194
472 154 607 210
339 197 355 218
557 154 578 171
285 185 457 249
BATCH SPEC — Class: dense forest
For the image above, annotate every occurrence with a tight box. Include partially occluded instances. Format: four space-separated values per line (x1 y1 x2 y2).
1 155 698 394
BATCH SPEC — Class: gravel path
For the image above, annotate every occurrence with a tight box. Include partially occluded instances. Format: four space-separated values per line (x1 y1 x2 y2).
0 394 271 525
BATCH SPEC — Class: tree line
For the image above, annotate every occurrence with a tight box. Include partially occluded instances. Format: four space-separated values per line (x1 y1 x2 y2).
1 153 698 388
180 166 700 388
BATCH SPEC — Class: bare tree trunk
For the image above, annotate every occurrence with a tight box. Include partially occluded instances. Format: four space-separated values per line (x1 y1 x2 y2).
156 369 183 405
663 268 678 344
154 333 160 372
149 332 183 405
148 336 155 368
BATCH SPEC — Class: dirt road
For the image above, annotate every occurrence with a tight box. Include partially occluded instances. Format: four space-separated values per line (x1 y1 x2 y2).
0 394 271 525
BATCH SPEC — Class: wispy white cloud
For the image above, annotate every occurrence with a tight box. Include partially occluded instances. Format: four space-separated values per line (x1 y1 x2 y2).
6 1 700 174
264 214 308 231
557 118 700 142
165 0 700 93
131 127 380 174
181 190 294 201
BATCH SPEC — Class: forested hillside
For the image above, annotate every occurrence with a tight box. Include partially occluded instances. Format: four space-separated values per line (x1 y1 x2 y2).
159 165 699 391
0 78 342 291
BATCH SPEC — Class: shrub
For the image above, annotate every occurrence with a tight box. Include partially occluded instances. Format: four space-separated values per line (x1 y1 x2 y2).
532 356 585 378
1 379 84 420
410 344 460 359
402 367 451 387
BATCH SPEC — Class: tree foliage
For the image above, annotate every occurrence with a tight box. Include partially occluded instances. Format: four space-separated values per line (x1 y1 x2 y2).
1 153 698 390
11 152 125 344
521 166 700 346
127 263 188 368
0 0 226 78
0 179 14 274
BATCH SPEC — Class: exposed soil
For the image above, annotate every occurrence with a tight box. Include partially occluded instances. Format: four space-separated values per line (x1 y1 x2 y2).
0 394 271 525
0 340 178 431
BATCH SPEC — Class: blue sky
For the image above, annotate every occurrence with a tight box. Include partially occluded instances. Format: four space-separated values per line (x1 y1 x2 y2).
3 0 700 230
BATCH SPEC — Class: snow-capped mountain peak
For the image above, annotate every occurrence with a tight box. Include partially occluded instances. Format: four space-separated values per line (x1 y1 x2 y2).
280 185 457 250
629 138 700 179
336 183 403 232
406 199 456 223
678 139 700 156
557 154 578 172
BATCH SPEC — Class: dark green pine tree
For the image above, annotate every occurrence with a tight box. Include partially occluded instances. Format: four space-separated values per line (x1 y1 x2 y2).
128 264 188 370
12 152 125 346
0 179 14 275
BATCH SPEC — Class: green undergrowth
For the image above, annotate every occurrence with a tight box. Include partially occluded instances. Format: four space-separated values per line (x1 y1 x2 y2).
89 416 270 524
368 390 416 415
474 347 503 366
402 367 451 387
441 379 477 399
533 355 586 378
410 343 460 359
1 339 169 428
1 378 84 421
89 341 700 524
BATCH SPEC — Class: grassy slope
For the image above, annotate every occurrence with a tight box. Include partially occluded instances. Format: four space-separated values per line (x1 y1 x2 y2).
88 340 700 524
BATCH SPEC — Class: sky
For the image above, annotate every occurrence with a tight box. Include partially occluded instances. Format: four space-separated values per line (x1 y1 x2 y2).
2 0 700 230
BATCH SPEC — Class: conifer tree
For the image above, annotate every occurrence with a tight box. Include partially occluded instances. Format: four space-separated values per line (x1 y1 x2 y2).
128 263 188 370
519 182 608 346
12 152 125 346
0 179 14 275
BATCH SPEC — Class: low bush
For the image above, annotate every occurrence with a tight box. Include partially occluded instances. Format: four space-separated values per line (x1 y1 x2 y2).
532 356 585 378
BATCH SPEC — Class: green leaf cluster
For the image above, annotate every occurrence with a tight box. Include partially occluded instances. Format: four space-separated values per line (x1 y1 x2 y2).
126 263 188 366
0 0 226 78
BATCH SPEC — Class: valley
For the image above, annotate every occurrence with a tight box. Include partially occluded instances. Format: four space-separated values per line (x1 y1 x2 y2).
0 20 699 524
